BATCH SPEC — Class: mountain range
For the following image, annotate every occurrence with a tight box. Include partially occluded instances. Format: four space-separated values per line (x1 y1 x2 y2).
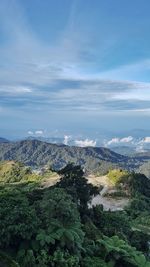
0 138 147 175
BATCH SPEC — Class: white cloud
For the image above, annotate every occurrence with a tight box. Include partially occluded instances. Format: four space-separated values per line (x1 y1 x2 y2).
28 131 33 135
35 130 44 135
141 137 150 143
0 85 32 95
1 0 150 120
106 138 120 146
105 136 150 151
113 82 150 101
0 0 94 88
0 1 150 116
75 139 96 147
43 79 150 113
120 136 133 143
63 135 71 145
106 136 133 146
27 130 45 136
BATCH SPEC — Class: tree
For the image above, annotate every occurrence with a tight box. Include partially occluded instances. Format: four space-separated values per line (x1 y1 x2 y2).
0 186 84 267
97 235 150 267
0 190 39 249
0 251 20 267
57 164 98 213
124 173 150 197
90 206 131 238
36 188 84 254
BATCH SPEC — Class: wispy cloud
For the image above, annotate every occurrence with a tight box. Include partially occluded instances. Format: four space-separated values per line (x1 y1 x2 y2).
39 79 150 113
0 0 150 138
98 59 150 82
0 85 32 95
0 1 150 113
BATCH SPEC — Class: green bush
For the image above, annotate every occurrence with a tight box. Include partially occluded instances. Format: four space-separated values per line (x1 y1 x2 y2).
107 169 129 185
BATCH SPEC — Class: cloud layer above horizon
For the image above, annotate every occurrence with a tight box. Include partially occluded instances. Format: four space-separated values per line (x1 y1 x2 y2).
0 0 150 137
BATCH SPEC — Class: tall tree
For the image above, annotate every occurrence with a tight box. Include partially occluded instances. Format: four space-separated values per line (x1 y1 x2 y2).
57 164 98 213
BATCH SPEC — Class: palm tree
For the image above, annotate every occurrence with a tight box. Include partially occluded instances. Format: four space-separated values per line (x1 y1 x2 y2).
97 235 150 267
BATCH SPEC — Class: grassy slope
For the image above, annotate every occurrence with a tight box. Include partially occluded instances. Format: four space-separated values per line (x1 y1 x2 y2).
0 161 58 184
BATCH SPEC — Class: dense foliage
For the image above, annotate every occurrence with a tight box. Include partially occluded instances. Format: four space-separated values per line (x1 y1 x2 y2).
1 163 150 266
57 164 98 213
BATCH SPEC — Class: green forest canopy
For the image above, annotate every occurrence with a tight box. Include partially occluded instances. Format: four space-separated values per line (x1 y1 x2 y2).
1 162 150 266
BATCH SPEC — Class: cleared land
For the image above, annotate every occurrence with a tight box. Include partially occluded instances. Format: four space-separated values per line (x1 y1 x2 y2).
87 174 129 211
40 172 130 211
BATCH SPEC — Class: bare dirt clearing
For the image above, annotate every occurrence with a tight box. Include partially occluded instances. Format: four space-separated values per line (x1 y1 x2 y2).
41 173 60 187
87 174 129 211
40 172 130 211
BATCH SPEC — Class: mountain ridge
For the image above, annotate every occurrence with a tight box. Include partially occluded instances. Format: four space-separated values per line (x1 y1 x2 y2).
0 139 133 173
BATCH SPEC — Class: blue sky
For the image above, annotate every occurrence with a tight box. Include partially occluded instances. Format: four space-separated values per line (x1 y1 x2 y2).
0 0 150 141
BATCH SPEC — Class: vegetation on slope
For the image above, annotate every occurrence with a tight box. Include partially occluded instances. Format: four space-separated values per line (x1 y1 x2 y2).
0 161 41 183
0 139 136 173
0 161 59 185
107 169 129 185
1 162 150 266
138 161 150 178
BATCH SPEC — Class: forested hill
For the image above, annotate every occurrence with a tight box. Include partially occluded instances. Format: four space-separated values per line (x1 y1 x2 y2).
0 139 137 172
1 163 150 266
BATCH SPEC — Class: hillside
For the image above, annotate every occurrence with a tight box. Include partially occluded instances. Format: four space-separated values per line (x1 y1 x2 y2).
138 161 150 178
1 160 150 266
1 164 150 266
134 150 150 160
0 160 59 185
0 139 140 173
111 146 137 156
0 137 9 143
0 161 39 183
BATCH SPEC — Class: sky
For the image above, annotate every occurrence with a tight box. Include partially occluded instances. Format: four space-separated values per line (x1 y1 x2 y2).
0 0 150 144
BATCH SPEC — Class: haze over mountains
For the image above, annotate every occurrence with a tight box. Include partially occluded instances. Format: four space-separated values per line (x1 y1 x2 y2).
3 127 150 152
25 128 150 152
